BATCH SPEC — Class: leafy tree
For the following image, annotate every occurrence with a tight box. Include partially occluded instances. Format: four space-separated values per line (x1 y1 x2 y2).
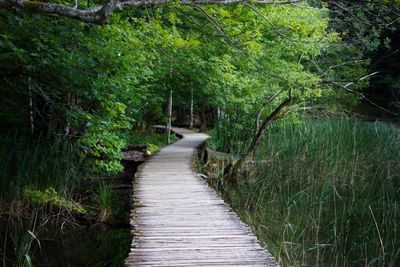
0 12 154 173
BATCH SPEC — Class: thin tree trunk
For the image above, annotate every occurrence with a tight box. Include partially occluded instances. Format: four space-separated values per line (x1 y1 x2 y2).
167 90 173 144
28 77 34 135
167 61 173 143
216 106 221 140
226 96 293 184
177 107 184 125
199 110 207 132
64 93 72 136
189 82 194 129
255 108 262 133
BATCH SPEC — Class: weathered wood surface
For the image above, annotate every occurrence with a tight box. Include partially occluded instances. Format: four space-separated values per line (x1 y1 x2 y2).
126 127 279 266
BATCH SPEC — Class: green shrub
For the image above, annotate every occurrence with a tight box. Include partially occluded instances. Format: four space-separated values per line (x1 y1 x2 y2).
78 97 130 175
147 143 160 154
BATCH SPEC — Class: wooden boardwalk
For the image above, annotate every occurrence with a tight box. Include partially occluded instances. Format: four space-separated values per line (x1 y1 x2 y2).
125 128 279 266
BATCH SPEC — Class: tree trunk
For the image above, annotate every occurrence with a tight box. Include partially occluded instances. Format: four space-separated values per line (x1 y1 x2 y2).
216 106 221 140
189 82 194 129
47 103 55 139
28 77 34 135
255 108 262 133
225 97 293 184
177 106 184 125
167 90 173 144
199 109 208 132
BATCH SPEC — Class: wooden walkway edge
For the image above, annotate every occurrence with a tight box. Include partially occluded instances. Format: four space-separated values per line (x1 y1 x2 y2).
125 127 279 266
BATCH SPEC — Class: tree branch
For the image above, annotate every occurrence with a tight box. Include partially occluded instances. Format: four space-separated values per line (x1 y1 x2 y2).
255 90 282 131
226 92 294 185
0 0 304 24
331 81 399 116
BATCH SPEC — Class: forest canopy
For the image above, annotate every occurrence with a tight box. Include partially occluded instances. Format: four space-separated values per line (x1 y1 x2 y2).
1 0 399 173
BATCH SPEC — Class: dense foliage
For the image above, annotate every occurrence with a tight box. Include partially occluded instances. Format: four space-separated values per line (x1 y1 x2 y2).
0 2 339 176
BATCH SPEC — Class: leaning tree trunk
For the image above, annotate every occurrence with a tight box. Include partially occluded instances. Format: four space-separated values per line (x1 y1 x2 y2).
225 97 293 185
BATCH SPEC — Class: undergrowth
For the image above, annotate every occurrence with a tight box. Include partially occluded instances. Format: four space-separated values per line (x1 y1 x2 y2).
0 128 174 265
0 132 81 200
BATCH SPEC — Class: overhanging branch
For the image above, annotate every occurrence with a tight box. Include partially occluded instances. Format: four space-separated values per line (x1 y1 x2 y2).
0 0 304 24
322 73 399 116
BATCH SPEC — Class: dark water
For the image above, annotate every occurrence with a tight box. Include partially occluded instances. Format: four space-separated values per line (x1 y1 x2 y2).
33 226 131 267
1 173 133 267
0 221 132 267
33 165 138 266
0 151 143 267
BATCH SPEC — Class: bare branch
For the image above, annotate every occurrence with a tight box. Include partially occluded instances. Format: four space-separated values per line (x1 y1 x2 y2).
0 0 304 24
322 72 380 88
1 0 103 23
320 59 369 77
327 80 399 116
343 71 379 88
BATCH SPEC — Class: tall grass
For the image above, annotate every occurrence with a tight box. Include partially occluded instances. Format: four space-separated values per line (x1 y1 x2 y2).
211 119 400 267
95 182 113 222
0 132 81 200
8 210 41 267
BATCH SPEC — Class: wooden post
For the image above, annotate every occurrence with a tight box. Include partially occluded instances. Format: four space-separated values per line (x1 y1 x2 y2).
189 82 194 129
167 89 173 144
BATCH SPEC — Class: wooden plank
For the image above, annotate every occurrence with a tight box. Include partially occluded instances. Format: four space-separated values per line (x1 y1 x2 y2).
125 127 279 267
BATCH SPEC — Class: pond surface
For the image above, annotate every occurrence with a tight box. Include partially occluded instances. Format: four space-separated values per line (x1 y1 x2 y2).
0 148 145 266
33 226 131 267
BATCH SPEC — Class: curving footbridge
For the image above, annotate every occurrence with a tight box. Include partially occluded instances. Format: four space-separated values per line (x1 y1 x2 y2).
125 127 279 266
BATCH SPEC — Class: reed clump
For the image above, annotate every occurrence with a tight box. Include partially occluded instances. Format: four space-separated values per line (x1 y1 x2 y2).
209 119 400 267
95 182 113 222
